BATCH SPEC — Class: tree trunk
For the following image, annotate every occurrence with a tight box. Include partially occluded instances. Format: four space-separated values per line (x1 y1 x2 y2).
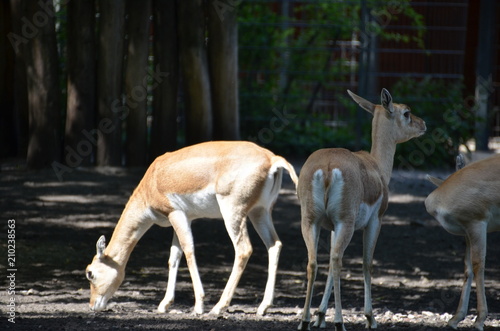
177 0 212 145
9 0 29 159
65 0 96 167
463 0 479 100
207 0 240 140
125 0 151 166
97 0 125 166
150 0 178 159
24 0 62 169
0 0 16 158
474 0 496 151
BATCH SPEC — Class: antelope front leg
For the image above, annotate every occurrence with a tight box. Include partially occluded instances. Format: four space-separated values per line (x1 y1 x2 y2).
169 211 205 315
471 224 488 331
158 232 183 313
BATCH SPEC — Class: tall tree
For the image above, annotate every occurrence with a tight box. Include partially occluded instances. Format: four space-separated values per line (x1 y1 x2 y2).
24 0 62 169
65 0 96 166
463 0 479 100
9 0 29 159
125 0 151 166
474 0 496 151
0 0 16 158
207 0 240 140
150 0 178 159
97 0 125 166
177 0 213 145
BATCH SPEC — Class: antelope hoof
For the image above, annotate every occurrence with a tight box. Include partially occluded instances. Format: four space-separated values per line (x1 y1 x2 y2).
365 314 377 329
473 319 485 331
192 303 204 315
157 299 173 313
334 322 347 331
257 303 270 316
447 315 462 330
209 304 226 316
313 312 326 328
298 320 311 331
473 324 484 331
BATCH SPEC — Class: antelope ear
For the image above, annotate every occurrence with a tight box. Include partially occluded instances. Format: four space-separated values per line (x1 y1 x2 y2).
347 89 375 114
380 88 394 114
96 235 106 259
455 154 466 171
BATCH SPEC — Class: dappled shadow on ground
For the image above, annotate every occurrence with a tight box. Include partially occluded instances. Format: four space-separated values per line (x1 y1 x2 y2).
1 166 499 330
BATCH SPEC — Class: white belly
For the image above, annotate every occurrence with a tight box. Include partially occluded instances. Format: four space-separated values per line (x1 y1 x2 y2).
167 186 222 220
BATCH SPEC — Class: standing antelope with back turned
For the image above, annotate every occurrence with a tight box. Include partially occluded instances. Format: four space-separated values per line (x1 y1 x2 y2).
425 153 500 331
298 89 426 331
86 141 298 316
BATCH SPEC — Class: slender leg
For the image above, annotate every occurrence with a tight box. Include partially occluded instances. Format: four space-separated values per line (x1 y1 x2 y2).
470 223 488 331
298 215 322 331
362 217 381 329
331 223 354 331
169 210 205 314
314 231 335 329
448 236 473 329
158 232 183 312
248 207 282 316
210 199 252 315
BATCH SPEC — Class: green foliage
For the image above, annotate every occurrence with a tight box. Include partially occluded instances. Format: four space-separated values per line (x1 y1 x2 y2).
238 1 426 157
366 0 426 48
392 77 477 169
269 115 358 157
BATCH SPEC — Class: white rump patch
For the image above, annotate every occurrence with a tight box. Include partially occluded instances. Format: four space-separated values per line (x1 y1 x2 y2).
326 169 344 220
311 169 326 216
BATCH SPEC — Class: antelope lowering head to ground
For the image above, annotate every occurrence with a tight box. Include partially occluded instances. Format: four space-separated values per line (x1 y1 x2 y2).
425 153 500 331
297 89 426 331
85 141 298 316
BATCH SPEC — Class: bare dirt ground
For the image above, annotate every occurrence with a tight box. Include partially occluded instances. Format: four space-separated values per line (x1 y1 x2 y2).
1 160 499 330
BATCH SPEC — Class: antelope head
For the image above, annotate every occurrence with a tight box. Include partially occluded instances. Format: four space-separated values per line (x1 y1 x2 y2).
85 236 124 311
348 88 427 144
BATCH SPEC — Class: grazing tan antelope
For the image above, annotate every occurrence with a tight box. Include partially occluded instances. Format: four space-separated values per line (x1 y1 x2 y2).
425 153 500 331
298 89 426 331
86 141 298 316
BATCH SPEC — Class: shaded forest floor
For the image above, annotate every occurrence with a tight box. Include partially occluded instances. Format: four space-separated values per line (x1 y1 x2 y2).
1 160 499 330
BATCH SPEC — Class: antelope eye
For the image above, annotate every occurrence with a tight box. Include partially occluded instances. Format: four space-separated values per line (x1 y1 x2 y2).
87 270 94 281
404 111 411 119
